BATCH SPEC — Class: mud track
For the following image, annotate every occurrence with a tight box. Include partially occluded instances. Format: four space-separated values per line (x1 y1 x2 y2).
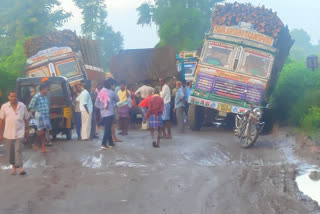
0 128 319 214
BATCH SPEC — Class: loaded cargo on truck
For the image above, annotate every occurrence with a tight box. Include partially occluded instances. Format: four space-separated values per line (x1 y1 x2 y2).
109 46 178 86
23 30 105 87
188 3 294 131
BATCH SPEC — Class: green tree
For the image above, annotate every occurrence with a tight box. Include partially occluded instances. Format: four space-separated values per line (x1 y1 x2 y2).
73 0 123 69
73 0 107 39
0 0 70 39
0 39 26 104
289 29 320 60
137 0 223 51
0 0 70 59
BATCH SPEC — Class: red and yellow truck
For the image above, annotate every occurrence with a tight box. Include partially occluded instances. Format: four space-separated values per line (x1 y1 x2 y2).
23 30 105 87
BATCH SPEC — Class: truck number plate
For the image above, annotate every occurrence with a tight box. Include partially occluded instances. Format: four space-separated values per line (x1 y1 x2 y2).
217 103 231 113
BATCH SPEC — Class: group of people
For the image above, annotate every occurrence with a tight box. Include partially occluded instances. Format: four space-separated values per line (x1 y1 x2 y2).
0 76 192 175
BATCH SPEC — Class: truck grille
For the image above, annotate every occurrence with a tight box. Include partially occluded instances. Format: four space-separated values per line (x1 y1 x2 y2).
195 75 264 104
213 78 247 100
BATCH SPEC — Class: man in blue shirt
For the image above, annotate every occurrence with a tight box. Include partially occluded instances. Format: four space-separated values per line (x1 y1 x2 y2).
174 81 185 133
185 81 192 103
29 82 51 153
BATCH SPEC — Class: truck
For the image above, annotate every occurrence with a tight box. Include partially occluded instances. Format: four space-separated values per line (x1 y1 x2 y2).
176 51 199 82
109 46 178 86
188 3 294 131
23 30 105 87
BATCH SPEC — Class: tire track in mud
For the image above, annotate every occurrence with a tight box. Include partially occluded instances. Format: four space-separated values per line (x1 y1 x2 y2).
178 135 320 213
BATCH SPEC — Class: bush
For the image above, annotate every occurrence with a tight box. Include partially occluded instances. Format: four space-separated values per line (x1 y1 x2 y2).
300 106 320 134
270 60 320 124
289 88 320 125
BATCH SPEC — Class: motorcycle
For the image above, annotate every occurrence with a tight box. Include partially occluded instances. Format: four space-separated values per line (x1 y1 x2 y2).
234 102 266 148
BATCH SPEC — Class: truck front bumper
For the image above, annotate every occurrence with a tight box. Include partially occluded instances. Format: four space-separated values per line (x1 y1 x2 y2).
188 95 248 115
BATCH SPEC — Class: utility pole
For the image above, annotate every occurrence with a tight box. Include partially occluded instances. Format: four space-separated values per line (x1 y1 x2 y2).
306 55 319 72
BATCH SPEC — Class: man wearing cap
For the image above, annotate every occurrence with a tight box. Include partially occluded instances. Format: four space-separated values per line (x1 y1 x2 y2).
76 80 93 140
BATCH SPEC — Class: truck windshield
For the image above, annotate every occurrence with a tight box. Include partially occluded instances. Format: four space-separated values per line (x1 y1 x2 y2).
184 63 196 74
240 50 272 78
202 41 233 69
56 59 79 78
27 66 49 78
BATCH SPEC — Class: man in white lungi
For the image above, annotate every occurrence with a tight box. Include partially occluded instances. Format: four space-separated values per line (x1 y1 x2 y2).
76 80 93 140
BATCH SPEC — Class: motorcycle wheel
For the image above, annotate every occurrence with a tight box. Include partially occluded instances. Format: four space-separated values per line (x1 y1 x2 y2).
239 123 259 148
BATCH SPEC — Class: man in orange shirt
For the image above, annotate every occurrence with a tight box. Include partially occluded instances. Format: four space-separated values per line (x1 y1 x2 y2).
144 89 164 148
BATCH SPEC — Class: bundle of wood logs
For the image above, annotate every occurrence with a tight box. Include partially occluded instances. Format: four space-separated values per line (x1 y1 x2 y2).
211 3 284 38
23 30 80 58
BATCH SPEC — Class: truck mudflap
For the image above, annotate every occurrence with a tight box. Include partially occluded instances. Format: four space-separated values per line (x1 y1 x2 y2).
188 95 248 115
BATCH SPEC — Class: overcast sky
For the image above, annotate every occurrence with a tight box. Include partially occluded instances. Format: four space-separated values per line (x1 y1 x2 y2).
60 0 320 49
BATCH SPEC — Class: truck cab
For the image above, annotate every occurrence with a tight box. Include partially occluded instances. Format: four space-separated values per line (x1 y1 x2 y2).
24 47 87 87
188 23 277 130
176 51 198 82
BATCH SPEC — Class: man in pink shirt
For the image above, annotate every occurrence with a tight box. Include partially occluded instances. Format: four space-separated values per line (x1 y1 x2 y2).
0 90 29 175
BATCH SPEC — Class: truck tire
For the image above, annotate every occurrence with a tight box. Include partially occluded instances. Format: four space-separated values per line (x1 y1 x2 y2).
188 104 204 131
261 109 274 135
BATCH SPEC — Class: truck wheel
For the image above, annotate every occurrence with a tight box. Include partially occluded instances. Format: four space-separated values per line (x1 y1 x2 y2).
224 113 235 130
66 129 72 140
261 109 274 135
188 104 204 131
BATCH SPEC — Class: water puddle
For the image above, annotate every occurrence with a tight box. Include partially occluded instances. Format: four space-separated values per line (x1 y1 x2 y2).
114 160 146 168
0 159 48 170
0 165 11 170
296 167 320 206
81 154 103 169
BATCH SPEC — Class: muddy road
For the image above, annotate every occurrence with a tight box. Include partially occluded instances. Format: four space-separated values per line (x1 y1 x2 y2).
0 127 319 214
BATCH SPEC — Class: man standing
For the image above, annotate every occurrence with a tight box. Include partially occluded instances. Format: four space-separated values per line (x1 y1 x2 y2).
98 78 119 149
76 80 93 141
184 80 192 116
159 78 172 139
117 81 130 135
29 82 51 153
89 81 99 139
0 91 29 175
73 85 81 140
144 89 164 148
174 81 186 133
